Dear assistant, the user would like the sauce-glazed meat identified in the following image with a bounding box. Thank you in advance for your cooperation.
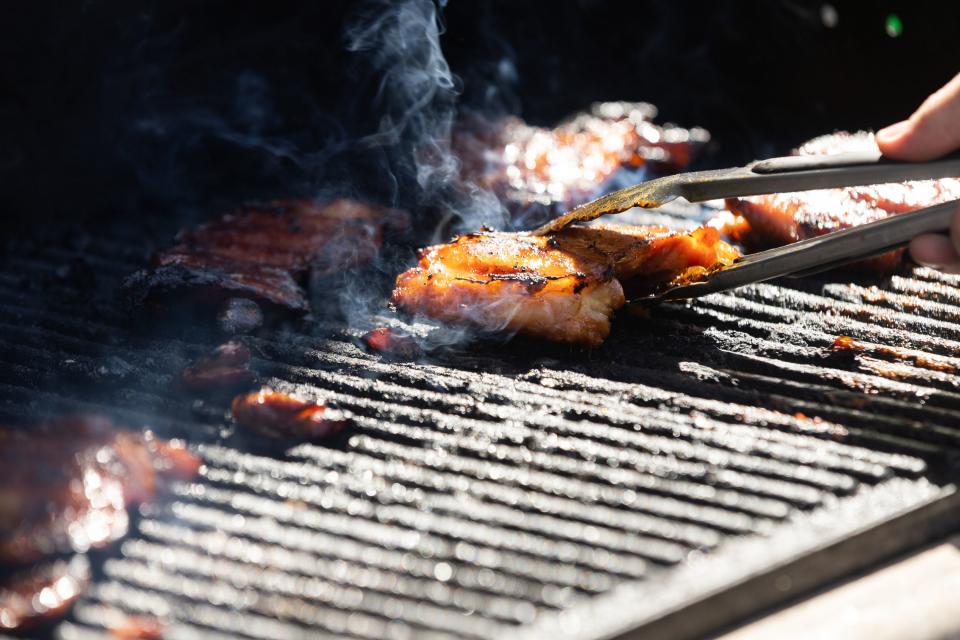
[124,199,408,324]
[108,615,168,639]
[454,103,709,221]
[0,416,201,564]
[0,555,90,633]
[181,341,257,393]
[231,388,349,440]
[362,327,423,360]
[391,224,737,346]
[551,224,739,298]
[724,132,960,272]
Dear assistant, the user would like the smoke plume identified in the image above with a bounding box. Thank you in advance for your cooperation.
[345,0,507,234]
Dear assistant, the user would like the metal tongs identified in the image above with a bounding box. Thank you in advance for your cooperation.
[529,149,960,303]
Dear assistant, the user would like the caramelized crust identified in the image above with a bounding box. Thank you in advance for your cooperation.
[724,132,960,273]
[169,199,403,273]
[391,224,737,345]
[0,416,201,564]
[362,327,423,359]
[553,224,739,296]
[453,103,709,220]
[231,389,348,440]
[0,555,90,632]
[125,199,408,316]
[393,231,624,346]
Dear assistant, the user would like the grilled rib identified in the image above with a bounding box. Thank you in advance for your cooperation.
[453,103,709,222]
[724,132,960,272]
[123,199,408,324]
[391,224,737,346]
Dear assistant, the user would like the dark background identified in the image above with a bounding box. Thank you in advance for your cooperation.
[1,0,958,227]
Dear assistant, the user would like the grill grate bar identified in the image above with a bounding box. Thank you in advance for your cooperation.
[135,519,571,609]
[4,236,960,639]
[166,491,621,594]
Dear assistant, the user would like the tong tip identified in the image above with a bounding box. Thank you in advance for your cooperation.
[528,179,675,235]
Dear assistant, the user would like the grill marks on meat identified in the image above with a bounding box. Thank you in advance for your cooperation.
[0,416,201,565]
[724,132,960,272]
[124,199,408,324]
[391,224,737,346]
[231,389,349,441]
[0,555,90,633]
[393,231,625,346]
[454,102,709,221]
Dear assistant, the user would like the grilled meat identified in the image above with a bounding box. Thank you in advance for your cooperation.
[392,230,624,346]
[454,102,709,222]
[550,224,739,298]
[0,416,201,564]
[181,341,257,393]
[231,389,348,440]
[724,132,960,272]
[124,199,408,324]
[108,615,167,639]
[832,335,957,374]
[0,555,90,633]
[391,224,737,346]
[362,327,423,360]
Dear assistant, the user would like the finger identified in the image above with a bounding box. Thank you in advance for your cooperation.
[876,72,960,161]
[908,233,959,268]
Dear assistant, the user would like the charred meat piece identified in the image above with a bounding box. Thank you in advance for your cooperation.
[391,224,737,346]
[392,230,625,346]
[724,132,960,273]
[832,335,864,352]
[832,335,957,374]
[108,615,168,639]
[231,388,348,441]
[454,102,709,221]
[550,224,739,298]
[0,555,90,633]
[181,341,257,393]
[362,327,423,360]
[124,199,408,321]
[0,416,201,564]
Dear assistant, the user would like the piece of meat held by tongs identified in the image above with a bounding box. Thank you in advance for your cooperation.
[530,144,960,303]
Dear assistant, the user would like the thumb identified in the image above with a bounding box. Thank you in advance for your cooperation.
[876,73,960,161]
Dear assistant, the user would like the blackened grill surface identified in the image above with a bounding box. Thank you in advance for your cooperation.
[2,212,960,640]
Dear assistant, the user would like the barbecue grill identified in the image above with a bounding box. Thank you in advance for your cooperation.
[4,2,960,639]
[4,200,960,639]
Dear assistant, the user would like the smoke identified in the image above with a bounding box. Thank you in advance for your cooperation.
[111,0,516,342]
[344,0,507,234]
[321,0,517,341]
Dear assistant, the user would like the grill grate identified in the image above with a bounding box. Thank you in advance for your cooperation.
[2,215,960,640]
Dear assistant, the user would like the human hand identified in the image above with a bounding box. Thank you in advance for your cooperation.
[876,72,960,273]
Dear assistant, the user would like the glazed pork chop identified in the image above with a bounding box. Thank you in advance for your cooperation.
[391,224,737,346]
[124,199,408,328]
[724,132,960,272]
[453,102,710,223]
